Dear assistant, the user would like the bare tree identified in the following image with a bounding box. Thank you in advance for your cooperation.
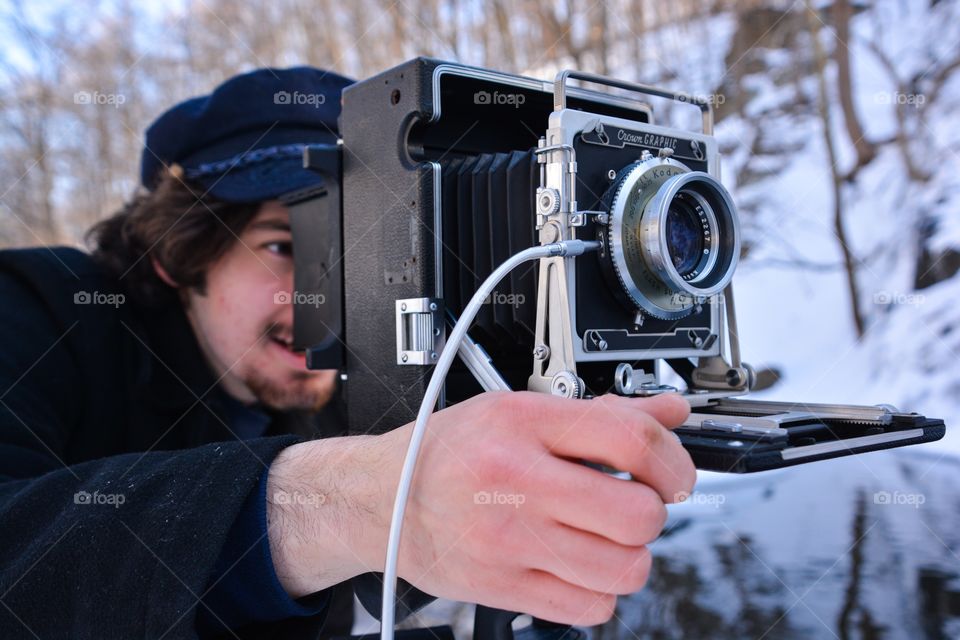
[830,0,876,180]
[807,4,866,338]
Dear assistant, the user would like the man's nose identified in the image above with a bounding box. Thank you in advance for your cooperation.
[273,273,296,319]
[282,271,295,298]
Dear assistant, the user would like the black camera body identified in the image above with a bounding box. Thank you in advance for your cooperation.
[290,57,944,472]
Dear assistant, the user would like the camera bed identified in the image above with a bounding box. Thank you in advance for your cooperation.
[676,397,946,472]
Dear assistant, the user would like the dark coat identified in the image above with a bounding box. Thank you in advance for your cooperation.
[0,247,431,639]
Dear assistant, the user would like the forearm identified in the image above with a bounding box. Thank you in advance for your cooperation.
[266,433,400,598]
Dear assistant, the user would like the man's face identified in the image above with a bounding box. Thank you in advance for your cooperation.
[181,201,337,411]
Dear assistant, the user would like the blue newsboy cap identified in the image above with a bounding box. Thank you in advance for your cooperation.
[140,66,354,203]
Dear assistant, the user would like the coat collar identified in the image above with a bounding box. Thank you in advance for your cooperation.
[123,301,237,449]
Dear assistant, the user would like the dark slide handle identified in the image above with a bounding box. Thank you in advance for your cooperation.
[474,606,520,640]
[474,606,587,640]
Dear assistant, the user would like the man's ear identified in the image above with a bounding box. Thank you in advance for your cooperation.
[150,256,179,289]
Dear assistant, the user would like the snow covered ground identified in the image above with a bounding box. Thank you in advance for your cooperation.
[706,1,960,476]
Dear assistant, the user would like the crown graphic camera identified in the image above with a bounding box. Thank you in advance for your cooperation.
[288,58,944,473]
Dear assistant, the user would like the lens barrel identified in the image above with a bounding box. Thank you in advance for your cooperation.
[605,159,740,320]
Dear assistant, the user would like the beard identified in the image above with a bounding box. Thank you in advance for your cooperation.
[245,321,338,411]
[245,365,337,412]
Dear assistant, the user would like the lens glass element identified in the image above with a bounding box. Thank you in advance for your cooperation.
[665,194,706,278]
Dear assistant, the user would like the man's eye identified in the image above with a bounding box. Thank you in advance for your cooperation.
[266,242,293,257]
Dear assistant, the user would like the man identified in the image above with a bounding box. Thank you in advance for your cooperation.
[0,66,697,639]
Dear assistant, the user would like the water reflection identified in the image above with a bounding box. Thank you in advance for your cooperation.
[594,450,960,640]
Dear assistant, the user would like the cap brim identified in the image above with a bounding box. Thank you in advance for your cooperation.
[182,126,337,203]
[192,154,328,203]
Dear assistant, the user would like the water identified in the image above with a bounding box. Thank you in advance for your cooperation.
[592,450,960,640]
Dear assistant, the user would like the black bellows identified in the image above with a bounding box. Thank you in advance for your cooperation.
[439,149,539,353]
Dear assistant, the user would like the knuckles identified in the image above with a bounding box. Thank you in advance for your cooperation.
[616,496,668,546]
[472,441,526,489]
[482,389,542,419]
[620,547,652,593]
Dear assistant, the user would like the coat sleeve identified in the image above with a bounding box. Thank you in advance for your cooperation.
[0,254,304,638]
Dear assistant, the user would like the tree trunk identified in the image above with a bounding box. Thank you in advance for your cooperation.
[807,5,866,338]
[831,0,875,179]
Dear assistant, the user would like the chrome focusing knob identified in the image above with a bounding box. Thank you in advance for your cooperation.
[537,188,561,216]
[550,370,583,398]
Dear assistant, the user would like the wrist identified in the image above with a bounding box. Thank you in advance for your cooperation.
[266,433,401,597]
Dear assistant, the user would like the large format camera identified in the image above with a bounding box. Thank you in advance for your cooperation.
[289,58,944,472]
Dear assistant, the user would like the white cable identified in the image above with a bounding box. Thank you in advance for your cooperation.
[380,240,600,640]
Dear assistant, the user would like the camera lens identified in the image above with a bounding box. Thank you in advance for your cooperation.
[643,172,737,297]
[665,193,708,278]
[604,159,740,320]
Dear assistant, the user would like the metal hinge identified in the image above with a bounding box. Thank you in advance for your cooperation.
[395,297,445,365]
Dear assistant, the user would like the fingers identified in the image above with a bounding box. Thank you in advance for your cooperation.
[520,521,653,595]
[596,393,691,429]
[526,393,697,503]
[507,569,617,626]
[529,456,667,546]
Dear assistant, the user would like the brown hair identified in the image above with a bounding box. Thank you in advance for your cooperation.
[87,169,261,308]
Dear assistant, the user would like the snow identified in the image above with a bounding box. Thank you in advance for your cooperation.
[693,1,960,483]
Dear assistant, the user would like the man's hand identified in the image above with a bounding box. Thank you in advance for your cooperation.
[266,391,695,626]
